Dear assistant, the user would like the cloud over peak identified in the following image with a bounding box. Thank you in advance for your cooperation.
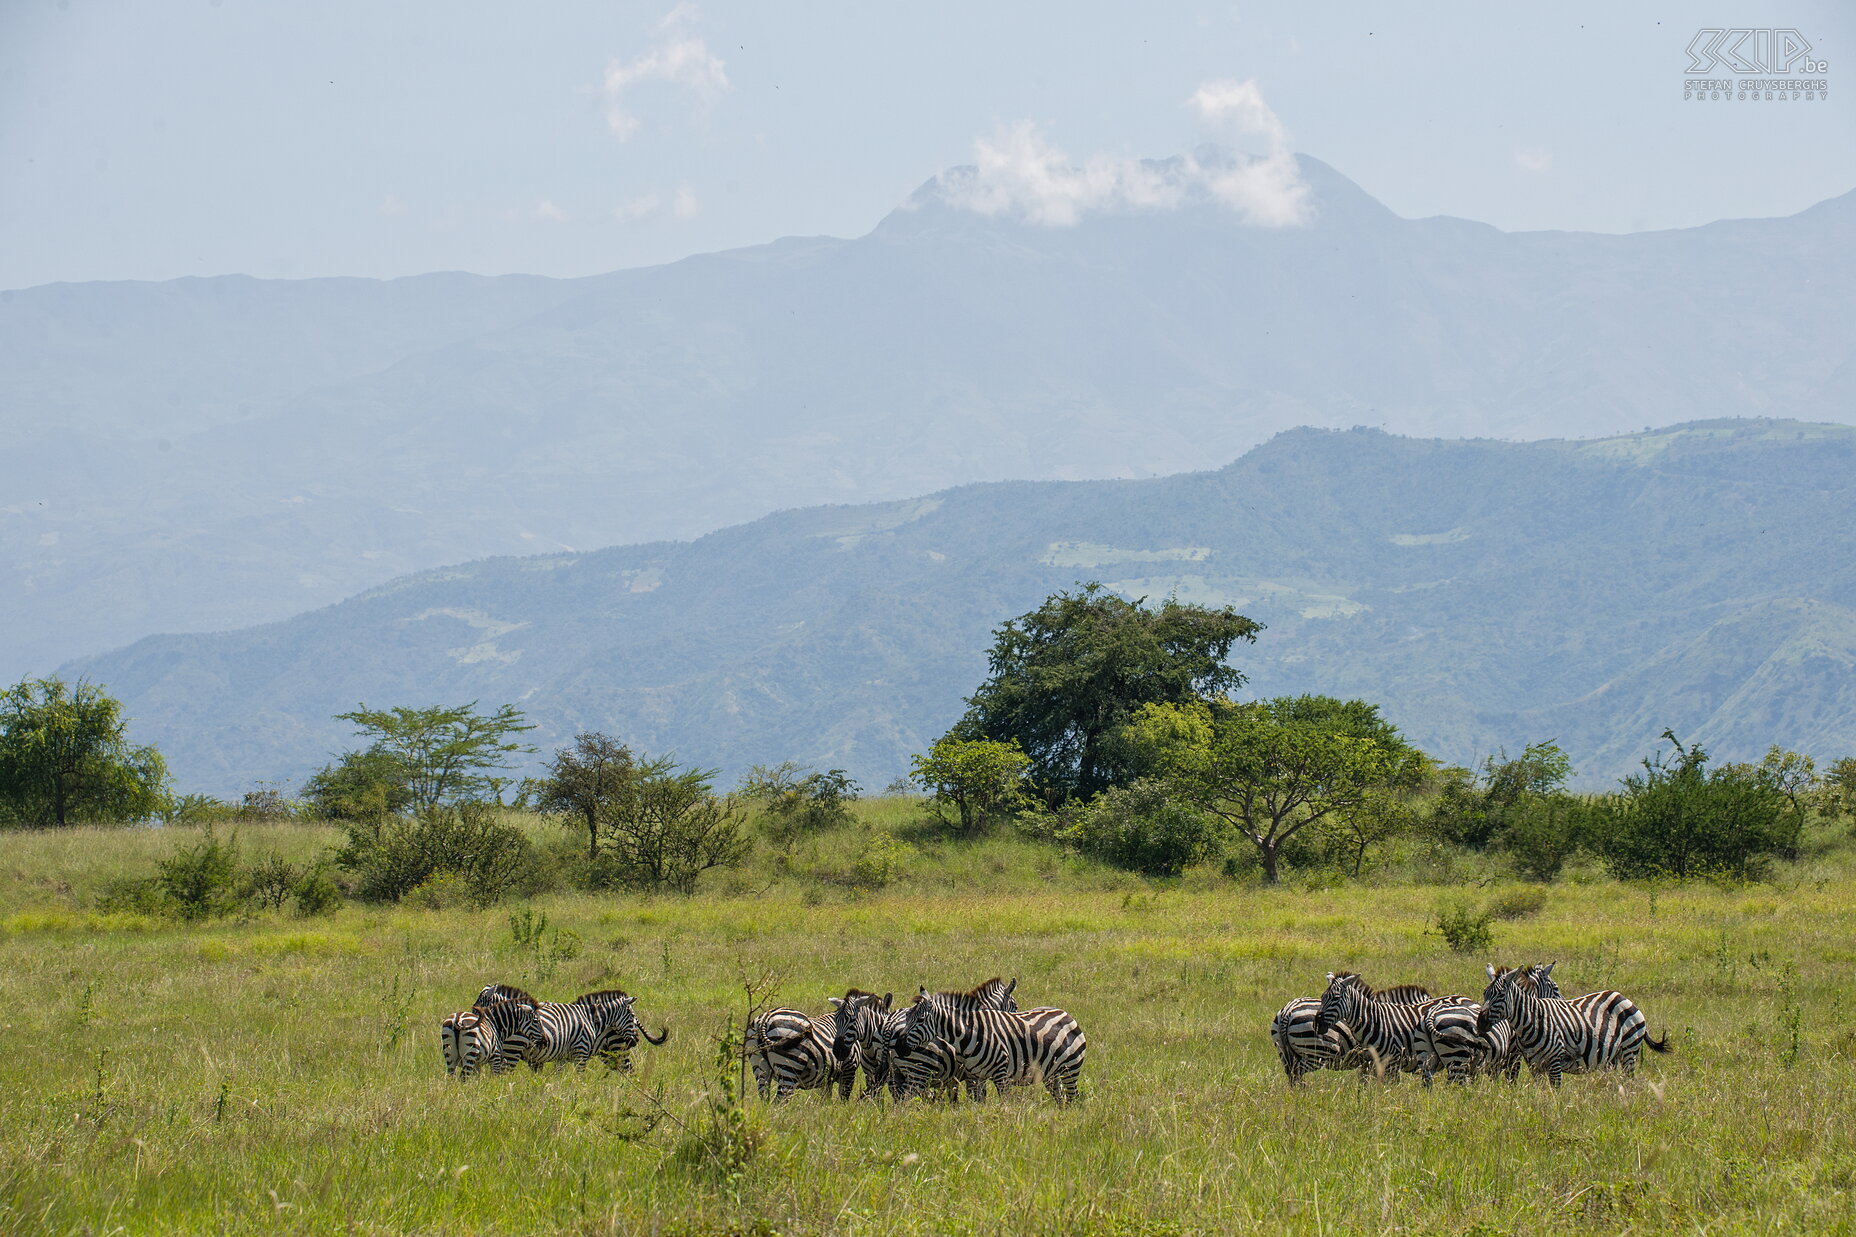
[936,78,1310,229]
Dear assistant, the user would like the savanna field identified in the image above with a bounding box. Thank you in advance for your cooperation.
[4,810,1856,1237]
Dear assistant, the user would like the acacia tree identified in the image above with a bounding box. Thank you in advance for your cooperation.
[331,703,534,811]
[1128,694,1425,883]
[599,763,749,893]
[953,583,1260,801]
[0,678,169,827]
[533,732,663,861]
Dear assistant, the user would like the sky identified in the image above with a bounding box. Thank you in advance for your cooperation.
[1,0,1851,290]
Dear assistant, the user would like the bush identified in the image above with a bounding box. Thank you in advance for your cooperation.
[161,793,234,825]
[1500,793,1589,881]
[95,875,171,916]
[1593,732,1794,880]
[740,763,859,847]
[1069,779,1224,878]
[598,766,749,894]
[909,737,1033,836]
[1487,887,1547,921]
[156,828,244,921]
[302,746,414,823]
[243,854,304,910]
[335,804,537,905]
[292,866,342,917]
[1435,899,1495,953]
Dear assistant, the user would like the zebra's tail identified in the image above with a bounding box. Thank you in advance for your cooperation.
[1644,1029,1673,1054]
[642,1024,670,1046]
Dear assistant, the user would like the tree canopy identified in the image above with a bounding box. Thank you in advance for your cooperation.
[0,678,169,827]
[329,702,534,811]
[953,583,1260,801]
[1126,694,1424,882]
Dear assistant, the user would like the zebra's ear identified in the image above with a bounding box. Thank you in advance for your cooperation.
[1006,978,1017,996]
[1542,961,1556,976]
[1325,971,1336,983]
[828,997,844,1009]
[1486,964,1497,980]
[881,992,892,1009]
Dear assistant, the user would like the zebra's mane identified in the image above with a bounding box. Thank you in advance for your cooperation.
[574,989,631,1004]
[1376,984,1432,1003]
[480,982,537,1007]
[963,977,1013,999]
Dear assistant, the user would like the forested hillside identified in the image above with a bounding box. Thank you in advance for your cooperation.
[64,419,1856,794]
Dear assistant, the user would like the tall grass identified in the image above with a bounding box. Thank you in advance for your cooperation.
[2,813,1855,1233]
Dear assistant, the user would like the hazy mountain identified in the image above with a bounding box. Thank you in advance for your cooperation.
[64,419,1856,796]
[7,156,1853,680]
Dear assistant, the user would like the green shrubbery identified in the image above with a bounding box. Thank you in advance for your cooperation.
[335,804,538,905]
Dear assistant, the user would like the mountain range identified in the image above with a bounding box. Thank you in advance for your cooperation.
[64,419,1856,796]
[7,155,1854,682]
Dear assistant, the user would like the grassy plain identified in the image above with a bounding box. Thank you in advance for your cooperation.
[3,812,1855,1235]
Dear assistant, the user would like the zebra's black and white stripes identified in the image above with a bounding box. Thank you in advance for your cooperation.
[746,1004,856,1101]
[1481,963,1671,1086]
[896,983,1084,1103]
[475,983,669,1073]
[1271,984,1430,1087]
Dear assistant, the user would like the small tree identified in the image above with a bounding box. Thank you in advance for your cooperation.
[909,737,1033,835]
[1320,788,1420,878]
[533,732,655,861]
[738,762,860,847]
[1820,757,1856,820]
[330,703,535,811]
[0,678,169,827]
[157,829,243,921]
[1128,695,1425,883]
[599,764,749,894]
[1594,731,1792,880]
[302,747,413,824]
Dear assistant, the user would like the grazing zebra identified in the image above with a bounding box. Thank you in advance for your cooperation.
[836,979,1019,1101]
[745,1004,857,1101]
[895,985,1084,1103]
[476,984,669,1072]
[441,1008,501,1077]
[1316,973,1472,1082]
[572,990,670,1072]
[1270,983,1429,1087]
[1481,963,1672,1087]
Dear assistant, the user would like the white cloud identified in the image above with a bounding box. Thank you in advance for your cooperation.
[938,78,1309,228]
[534,198,568,222]
[611,184,699,224]
[600,6,729,141]
[1514,146,1553,174]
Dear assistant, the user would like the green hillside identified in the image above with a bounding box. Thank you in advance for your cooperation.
[65,419,1856,794]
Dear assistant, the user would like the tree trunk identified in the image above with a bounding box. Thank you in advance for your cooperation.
[1258,839,1280,883]
[584,808,599,862]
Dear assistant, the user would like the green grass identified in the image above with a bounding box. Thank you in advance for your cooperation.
[3,817,1856,1234]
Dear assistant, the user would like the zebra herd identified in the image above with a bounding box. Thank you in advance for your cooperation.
[747,978,1087,1104]
[440,983,670,1077]
[1271,962,1672,1088]
[439,976,1088,1105]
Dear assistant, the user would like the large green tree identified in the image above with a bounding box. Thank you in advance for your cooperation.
[953,583,1260,801]
[0,678,169,827]
[1127,694,1424,883]
[330,703,534,811]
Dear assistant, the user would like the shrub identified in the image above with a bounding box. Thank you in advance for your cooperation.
[1500,793,1589,881]
[739,763,860,847]
[302,746,413,823]
[846,831,913,889]
[95,875,171,916]
[243,854,303,910]
[1435,900,1495,953]
[292,866,342,917]
[1069,779,1224,878]
[161,793,234,825]
[335,804,536,905]
[156,829,244,921]
[1593,731,1793,880]
[909,737,1033,835]
[598,766,749,894]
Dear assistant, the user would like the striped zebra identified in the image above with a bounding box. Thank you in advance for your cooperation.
[1270,983,1429,1087]
[836,979,1019,1101]
[1481,963,1672,1087]
[745,1004,857,1101]
[478,984,669,1072]
[442,997,538,1076]
[441,1008,499,1077]
[1316,973,1472,1082]
[895,984,1084,1103]
[1416,965,1568,1087]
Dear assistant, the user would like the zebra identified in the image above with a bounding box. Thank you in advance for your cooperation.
[442,996,539,1076]
[1480,963,1672,1087]
[1414,964,1569,1087]
[836,979,1019,1101]
[1315,973,1472,1082]
[441,1008,500,1077]
[895,984,1084,1103]
[1270,983,1429,1087]
[744,1003,857,1101]
[478,984,669,1072]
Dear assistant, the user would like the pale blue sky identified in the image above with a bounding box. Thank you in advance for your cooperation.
[2,0,1850,289]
